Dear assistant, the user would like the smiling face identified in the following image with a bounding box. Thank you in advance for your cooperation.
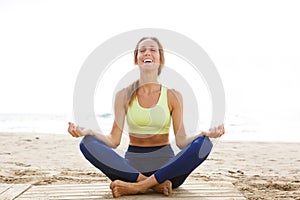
[134,37,165,75]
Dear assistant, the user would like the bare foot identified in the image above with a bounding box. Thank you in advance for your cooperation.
[110,180,146,198]
[152,180,172,196]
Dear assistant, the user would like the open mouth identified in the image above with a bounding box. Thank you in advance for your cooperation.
[143,59,153,63]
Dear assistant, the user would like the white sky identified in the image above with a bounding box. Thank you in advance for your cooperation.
[0,0,299,137]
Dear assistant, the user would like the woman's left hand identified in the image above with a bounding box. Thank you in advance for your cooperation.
[205,124,225,138]
[68,122,92,138]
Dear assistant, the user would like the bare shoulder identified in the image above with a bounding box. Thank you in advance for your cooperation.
[167,88,183,102]
[167,88,183,112]
[114,88,127,105]
[115,88,127,98]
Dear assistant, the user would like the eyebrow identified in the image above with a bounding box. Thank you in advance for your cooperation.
[139,45,158,48]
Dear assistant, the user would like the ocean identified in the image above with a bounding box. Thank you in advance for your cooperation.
[0,112,299,143]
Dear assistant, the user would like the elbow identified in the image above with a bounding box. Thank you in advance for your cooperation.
[176,144,184,150]
[106,134,121,149]
[111,141,120,149]
[108,139,120,149]
[175,139,185,150]
[110,138,121,149]
[176,143,185,150]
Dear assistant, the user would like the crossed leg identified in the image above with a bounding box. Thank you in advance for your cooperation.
[110,174,172,198]
[110,136,213,198]
[80,135,212,198]
[79,136,173,197]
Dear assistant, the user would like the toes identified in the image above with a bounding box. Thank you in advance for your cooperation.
[165,181,172,196]
[110,182,114,189]
[112,188,120,198]
[163,187,169,196]
[110,180,120,189]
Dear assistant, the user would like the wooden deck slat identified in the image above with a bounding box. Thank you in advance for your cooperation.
[22,182,234,190]
[0,184,31,200]
[21,191,243,196]
[0,184,13,195]
[14,181,246,200]
[23,187,239,193]
[18,197,247,200]
[25,186,235,192]
[22,188,238,193]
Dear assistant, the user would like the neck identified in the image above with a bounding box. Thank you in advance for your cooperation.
[139,71,158,86]
[138,83,161,94]
[138,73,160,94]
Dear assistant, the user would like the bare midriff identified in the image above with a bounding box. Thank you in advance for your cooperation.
[129,133,170,147]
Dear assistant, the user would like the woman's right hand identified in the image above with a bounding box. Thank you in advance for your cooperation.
[68,122,92,138]
[205,124,225,138]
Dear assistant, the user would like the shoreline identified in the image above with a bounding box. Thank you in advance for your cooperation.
[0,132,299,199]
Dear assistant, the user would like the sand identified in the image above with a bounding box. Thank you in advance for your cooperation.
[0,132,299,200]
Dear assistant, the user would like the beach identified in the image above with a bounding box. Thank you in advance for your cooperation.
[0,132,299,200]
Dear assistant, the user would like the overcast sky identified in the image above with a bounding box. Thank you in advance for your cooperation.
[0,0,299,123]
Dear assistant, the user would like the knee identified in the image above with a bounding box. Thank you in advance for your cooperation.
[79,136,92,154]
[191,136,213,159]
[79,135,103,153]
[198,137,213,159]
[80,135,96,148]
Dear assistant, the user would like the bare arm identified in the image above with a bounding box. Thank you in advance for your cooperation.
[68,89,127,149]
[168,89,225,150]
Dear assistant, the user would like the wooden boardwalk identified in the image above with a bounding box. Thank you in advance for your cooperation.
[1,181,246,200]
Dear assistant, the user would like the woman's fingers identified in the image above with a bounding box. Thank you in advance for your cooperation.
[68,122,89,137]
[75,126,82,135]
[67,123,74,135]
[69,128,77,137]
[208,124,225,138]
[68,122,80,137]
[219,124,225,135]
[219,124,224,131]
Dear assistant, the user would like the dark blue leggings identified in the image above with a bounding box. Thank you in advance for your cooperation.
[80,135,212,188]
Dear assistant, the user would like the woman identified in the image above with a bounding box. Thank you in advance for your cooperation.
[68,37,225,198]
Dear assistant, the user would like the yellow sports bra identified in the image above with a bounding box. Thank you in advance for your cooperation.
[126,85,171,134]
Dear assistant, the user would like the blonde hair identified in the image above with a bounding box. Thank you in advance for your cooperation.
[126,37,165,109]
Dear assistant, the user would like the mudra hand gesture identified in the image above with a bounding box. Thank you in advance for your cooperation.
[68,122,91,138]
[204,124,225,138]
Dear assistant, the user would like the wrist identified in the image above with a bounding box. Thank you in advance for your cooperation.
[89,129,95,136]
[200,131,207,137]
